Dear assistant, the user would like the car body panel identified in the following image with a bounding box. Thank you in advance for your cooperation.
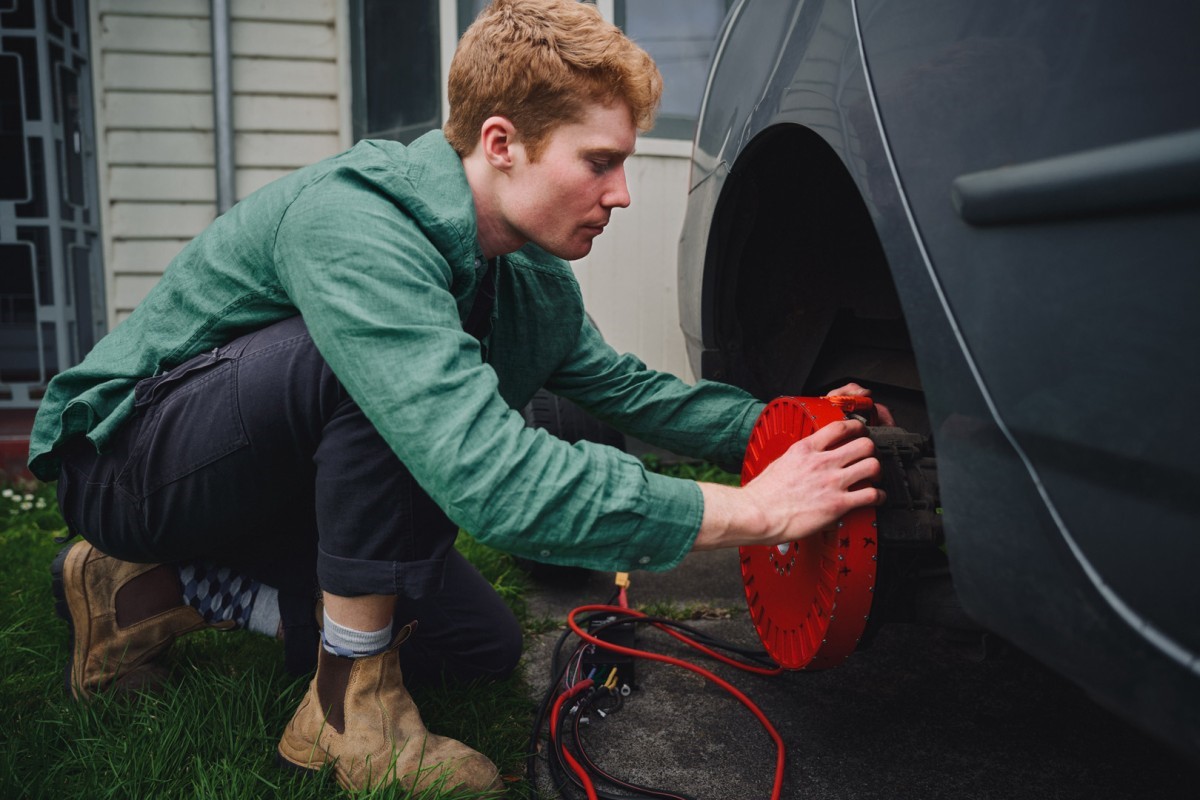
[679,0,1200,755]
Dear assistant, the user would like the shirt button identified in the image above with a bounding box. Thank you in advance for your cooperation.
[638,556,651,565]
[539,549,551,558]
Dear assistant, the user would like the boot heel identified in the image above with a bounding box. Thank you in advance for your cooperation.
[50,543,79,697]
[50,544,75,624]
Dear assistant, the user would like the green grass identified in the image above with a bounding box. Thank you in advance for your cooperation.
[640,454,740,486]
[0,458,726,798]
[0,481,537,799]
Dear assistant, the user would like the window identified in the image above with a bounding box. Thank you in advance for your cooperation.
[350,0,442,143]
[372,0,729,143]
[456,0,488,33]
[457,0,731,141]
[614,0,732,139]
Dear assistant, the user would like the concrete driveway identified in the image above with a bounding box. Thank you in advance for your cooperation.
[522,549,1198,799]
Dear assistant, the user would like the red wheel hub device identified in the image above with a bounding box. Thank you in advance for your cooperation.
[740,396,878,670]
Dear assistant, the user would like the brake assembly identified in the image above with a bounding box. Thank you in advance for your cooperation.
[740,396,940,670]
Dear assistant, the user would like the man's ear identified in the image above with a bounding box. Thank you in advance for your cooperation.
[479,116,519,171]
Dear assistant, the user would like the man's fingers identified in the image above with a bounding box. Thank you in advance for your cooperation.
[808,428,876,469]
[842,451,882,486]
[782,422,876,474]
[804,418,869,451]
[828,382,868,397]
[837,435,877,466]
[848,484,887,508]
[873,401,895,426]
[824,383,896,427]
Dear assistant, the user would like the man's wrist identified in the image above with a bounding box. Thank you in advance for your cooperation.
[694,482,768,551]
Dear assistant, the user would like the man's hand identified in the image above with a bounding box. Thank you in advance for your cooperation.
[826,382,895,426]
[693,400,887,552]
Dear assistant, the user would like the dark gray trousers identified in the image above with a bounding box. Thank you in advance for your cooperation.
[56,315,522,683]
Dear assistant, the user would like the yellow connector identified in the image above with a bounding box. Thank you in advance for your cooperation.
[614,571,630,589]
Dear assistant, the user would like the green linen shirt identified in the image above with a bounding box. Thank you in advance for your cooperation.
[28,131,764,572]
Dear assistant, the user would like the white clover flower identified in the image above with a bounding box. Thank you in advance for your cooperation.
[23,493,34,501]
[20,502,33,511]
[1,488,13,498]
[35,498,47,509]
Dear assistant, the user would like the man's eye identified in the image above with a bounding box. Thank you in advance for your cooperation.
[590,160,612,175]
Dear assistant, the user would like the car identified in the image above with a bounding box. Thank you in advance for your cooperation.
[677,0,1200,759]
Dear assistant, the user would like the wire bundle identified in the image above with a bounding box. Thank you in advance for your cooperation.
[527,584,789,800]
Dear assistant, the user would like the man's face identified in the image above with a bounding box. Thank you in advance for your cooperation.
[500,101,635,261]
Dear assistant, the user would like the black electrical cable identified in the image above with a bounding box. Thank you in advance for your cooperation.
[533,613,631,796]
[531,604,786,799]
[585,612,779,672]
[550,686,640,800]
[567,614,772,798]
[635,616,778,668]
[568,605,787,800]
[569,695,697,800]
[529,634,578,785]
[530,608,628,789]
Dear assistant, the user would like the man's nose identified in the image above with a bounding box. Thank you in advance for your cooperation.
[603,166,631,209]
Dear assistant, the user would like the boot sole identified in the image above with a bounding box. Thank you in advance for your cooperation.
[275,749,323,776]
[276,745,343,790]
[277,731,500,794]
[276,728,336,781]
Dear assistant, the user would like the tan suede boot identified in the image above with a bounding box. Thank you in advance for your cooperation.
[277,623,503,794]
[51,540,232,700]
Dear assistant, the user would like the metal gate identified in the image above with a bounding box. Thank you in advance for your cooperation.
[0,0,103,409]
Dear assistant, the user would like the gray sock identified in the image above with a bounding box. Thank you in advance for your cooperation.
[321,609,392,657]
[245,584,281,637]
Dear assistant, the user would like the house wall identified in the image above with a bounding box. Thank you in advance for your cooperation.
[575,137,694,381]
[91,0,346,324]
[90,0,696,380]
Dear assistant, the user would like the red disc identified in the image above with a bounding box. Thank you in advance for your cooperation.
[740,397,878,670]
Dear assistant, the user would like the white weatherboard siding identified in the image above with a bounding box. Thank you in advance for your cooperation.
[92,0,344,324]
[575,143,696,381]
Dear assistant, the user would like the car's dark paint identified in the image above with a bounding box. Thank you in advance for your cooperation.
[678,0,1200,757]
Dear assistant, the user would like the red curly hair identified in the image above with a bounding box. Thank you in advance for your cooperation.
[444,0,663,159]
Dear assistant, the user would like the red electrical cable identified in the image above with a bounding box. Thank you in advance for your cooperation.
[567,604,787,800]
[550,678,598,800]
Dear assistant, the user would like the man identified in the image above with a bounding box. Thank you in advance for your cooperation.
[30,0,887,793]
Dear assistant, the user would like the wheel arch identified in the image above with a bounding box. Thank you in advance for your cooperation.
[701,123,929,431]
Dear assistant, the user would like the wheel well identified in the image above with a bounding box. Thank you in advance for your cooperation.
[705,124,928,432]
